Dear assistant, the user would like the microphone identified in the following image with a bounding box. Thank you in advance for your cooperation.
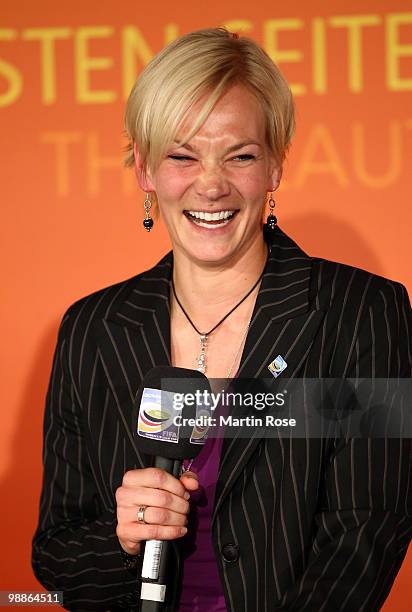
[133,366,211,611]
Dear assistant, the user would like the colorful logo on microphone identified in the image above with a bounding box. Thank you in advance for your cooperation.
[138,388,179,443]
[139,406,172,431]
[190,408,210,444]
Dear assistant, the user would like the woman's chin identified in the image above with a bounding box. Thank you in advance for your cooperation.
[171,215,264,266]
[183,247,236,266]
[177,238,257,268]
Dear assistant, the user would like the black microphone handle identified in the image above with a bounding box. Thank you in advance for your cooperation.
[140,456,183,612]
[154,456,183,477]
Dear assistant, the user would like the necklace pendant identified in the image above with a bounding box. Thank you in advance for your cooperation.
[197,352,206,373]
[200,334,207,348]
[197,334,207,374]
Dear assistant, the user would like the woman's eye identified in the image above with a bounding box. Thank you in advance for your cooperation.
[168,155,195,161]
[232,154,255,161]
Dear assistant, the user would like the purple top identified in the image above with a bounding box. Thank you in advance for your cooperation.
[178,432,227,611]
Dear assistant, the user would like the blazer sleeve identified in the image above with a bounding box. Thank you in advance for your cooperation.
[32,309,141,611]
[281,280,412,611]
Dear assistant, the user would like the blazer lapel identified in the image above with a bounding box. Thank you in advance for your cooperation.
[91,254,173,467]
[213,228,325,520]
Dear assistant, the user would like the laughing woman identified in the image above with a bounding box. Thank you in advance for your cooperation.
[32,28,411,611]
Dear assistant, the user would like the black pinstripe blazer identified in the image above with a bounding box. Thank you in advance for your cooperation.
[32,227,412,611]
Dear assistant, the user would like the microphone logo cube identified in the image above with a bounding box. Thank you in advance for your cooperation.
[137,387,180,443]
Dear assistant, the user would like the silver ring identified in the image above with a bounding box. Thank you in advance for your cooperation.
[137,505,147,524]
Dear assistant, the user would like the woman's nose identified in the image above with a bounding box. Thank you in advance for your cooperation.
[194,164,230,201]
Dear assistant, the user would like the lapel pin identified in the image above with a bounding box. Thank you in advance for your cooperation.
[268,355,287,378]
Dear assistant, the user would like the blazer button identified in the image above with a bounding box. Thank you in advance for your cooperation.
[222,543,239,562]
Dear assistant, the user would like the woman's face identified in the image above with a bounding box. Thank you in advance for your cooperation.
[137,83,281,267]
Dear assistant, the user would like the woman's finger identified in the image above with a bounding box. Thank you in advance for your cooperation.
[117,504,188,527]
[116,484,190,514]
[117,522,188,547]
[122,467,188,498]
[180,471,199,492]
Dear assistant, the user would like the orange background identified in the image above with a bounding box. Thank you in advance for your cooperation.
[1,0,411,609]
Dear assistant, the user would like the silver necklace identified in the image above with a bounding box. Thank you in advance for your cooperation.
[171,271,263,374]
[182,458,195,473]
[226,322,250,379]
[180,321,250,475]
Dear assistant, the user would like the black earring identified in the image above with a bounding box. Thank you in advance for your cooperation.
[143,193,154,231]
[264,193,277,235]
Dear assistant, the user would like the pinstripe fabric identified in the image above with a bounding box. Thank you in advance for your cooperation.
[32,227,412,611]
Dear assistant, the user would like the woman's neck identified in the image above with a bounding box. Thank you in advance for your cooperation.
[171,237,268,328]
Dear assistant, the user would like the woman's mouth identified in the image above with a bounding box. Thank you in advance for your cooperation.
[184,209,238,229]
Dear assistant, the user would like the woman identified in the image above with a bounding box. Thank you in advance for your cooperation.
[32,28,411,611]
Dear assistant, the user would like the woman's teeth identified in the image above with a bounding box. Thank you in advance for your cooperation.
[187,210,234,220]
[185,210,236,229]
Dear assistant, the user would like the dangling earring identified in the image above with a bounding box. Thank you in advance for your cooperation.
[143,193,154,231]
[264,192,277,235]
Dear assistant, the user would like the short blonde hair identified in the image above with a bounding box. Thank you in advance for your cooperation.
[124,27,295,175]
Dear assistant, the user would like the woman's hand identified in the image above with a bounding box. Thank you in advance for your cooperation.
[115,467,199,555]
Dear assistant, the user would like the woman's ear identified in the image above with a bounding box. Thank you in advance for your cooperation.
[133,143,155,192]
[270,165,283,192]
